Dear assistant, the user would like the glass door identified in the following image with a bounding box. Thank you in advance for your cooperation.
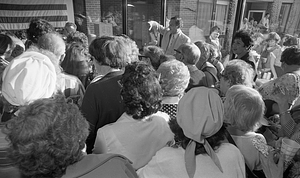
[100,0,123,36]
[127,0,163,49]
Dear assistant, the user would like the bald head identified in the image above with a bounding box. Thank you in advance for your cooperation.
[64,22,77,36]
[38,32,66,60]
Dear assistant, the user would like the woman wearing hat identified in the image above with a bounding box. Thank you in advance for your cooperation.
[137,87,245,178]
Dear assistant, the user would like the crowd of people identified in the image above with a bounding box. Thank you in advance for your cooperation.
[0,15,300,178]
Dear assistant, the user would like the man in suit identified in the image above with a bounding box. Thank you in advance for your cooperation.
[148,16,190,56]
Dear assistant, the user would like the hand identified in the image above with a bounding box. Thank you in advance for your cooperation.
[148,21,152,31]
[261,150,284,178]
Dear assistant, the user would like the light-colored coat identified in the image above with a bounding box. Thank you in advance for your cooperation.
[149,21,190,55]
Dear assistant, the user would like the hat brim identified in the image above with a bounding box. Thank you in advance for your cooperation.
[75,14,86,19]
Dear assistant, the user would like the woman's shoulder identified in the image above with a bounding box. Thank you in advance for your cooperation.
[150,111,170,122]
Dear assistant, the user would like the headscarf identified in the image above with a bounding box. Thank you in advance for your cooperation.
[177,87,224,178]
[2,51,56,106]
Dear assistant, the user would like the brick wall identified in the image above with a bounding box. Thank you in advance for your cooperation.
[179,0,197,35]
[85,0,101,34]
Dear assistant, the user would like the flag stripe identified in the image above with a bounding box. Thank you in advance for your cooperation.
[0,0,69,5]
[0,21,66,30]
[0,4,67,11]
[0,16,68,23]
[0,0,73,30]
[0,10,68,17]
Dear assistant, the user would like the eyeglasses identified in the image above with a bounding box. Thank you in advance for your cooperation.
[174,49,182,54]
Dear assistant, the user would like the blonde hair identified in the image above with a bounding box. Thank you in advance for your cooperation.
[224,85,265,132]
[223,59,254,87]
[181,43,201,65]
[157,59,190,96]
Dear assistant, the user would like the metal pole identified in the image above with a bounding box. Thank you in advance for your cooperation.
[122,0,128,35]
[233,0,246,34]
[159,0,167,47]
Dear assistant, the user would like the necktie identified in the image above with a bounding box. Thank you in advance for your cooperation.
[167,34,173,50]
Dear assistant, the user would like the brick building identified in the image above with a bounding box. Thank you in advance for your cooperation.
[75,0,300,52]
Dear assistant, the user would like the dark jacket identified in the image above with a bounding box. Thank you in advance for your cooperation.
[81,71,125,154]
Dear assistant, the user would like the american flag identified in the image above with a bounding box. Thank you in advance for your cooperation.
[0,0,74,30]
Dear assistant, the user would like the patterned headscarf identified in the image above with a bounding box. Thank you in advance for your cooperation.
[177,87,224,178]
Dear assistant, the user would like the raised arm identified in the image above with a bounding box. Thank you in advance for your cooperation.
[148,21,168,35]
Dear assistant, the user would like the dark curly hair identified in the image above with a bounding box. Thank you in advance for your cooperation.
[66,31,89,50]
[89,36,130,69]
[4,94,89,178]
[26,18,54,44]
[169,118,226,154]
[233,30,253,48]
[120,61,162,120]
[281,46,300,66]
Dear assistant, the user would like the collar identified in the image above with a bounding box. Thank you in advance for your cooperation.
[162,96,181,104]
[187,65,198,72]
[102,70,124,78]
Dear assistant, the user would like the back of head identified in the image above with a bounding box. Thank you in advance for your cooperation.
[120,61,162,119]
[233,30,253,49]
[283,35,298,47]
[117,35,139,63]
[159,54,175,64]
[181,43,201,65]
[89,36,130,69]
[2,51,57,106]
[61,42,90,77]
[157,59,190,97]
[222,59,254,87]
[0,34,13,56]
[281,47,300,66]
[143,45,164,69]
[66,31,88,49]
[27,18,54,44]
[194,40,210,65]
[176,87,224,174]
[4,95,89,178]
[38,32,66,59]
[224,85,265,132]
